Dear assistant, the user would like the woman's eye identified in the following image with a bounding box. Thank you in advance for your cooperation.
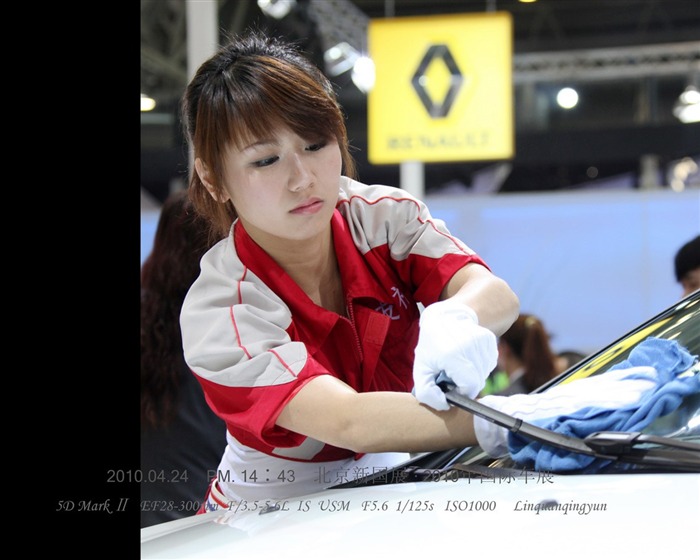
[307,141,327,152]
[253,156,278,168]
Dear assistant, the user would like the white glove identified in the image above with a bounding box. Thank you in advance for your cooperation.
[413,300,497,411]
[473,366,658,457]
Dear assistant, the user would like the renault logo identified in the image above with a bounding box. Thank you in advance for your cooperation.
[411,44,463,119]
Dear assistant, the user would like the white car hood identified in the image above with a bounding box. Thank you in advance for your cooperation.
[141,472,699,559]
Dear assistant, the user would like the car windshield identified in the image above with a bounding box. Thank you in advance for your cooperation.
[335,290,700,488]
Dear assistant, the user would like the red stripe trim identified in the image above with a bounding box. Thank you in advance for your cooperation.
[336,194,472,255]
[210,480,231,509]
[269,348,299,378]
[231,265,253,360]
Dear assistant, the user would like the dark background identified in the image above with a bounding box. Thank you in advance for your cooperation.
[141,0,700,202]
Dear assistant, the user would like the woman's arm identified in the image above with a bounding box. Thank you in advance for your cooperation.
[441,263,520,336]
[278,265,519,453]
[412,263,519,410]
[276,375,477,454]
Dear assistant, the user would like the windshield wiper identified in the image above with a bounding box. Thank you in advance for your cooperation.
[584,431,700,453]
[441,384,700,472]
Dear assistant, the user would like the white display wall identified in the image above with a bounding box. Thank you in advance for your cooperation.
[425,187,699,354]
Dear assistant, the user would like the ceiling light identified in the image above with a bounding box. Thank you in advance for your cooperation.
[556,87,579,109]
[673,85,700,124]
[324,42,360,77]
[351,55,375,93]
[257,0,296,19]
[668,156,698,192]
[324,43,375,94]
[141,93,156,112]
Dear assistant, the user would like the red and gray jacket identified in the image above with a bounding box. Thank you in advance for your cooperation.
[181,177,487,463]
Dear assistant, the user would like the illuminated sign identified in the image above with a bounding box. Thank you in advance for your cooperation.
[368,12,513,164]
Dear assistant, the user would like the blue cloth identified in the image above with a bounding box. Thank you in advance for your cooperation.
[507,337,700,472]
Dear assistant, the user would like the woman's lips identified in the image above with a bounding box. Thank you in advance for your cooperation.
[290,199,324,215]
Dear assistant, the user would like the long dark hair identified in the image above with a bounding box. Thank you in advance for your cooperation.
[141,190,217,429]
[180,30,357,238]
[500,313,558,392]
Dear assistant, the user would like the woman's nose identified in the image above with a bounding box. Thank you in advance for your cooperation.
[287,154,312,192]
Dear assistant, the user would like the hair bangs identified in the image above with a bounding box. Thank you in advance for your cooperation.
[223,56,345,149]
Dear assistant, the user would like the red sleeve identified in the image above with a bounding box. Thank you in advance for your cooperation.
[192,357,331,452]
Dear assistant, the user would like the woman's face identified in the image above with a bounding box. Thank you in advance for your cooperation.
[201,127,343,248]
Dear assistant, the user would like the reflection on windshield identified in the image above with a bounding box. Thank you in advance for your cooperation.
[551,293,700,444]
[562,295,700,384]
[645,375,700,439]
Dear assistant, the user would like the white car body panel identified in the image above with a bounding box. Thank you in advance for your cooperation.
[141,472,699,559]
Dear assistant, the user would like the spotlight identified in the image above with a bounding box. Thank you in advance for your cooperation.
[257,0,296,20]
[351,55,375,93]
[324,42,360,77]
[556,87,579,109]
[141,93,156,112]
[673,85,700,124]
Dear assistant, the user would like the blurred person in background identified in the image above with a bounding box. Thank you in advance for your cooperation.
[480,367,510,396]
[556,349,587,373]
[675,234,700,298]
[496,313,561,396]
[141,190,227,528]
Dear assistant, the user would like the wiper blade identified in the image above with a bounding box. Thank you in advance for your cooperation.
[582,431,700,469]
[584,431,700,453]
[442,385,700,472]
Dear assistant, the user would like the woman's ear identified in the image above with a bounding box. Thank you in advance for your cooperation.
[194,158,230,203]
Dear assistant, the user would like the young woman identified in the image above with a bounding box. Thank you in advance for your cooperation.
[179,31,520,509]
[496,313,560,396]
[140,190,227,525]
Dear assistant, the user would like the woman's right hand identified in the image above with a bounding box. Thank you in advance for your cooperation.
[412,300,498,411]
